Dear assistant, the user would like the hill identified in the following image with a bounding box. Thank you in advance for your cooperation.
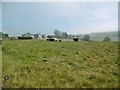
[77,31,118,41]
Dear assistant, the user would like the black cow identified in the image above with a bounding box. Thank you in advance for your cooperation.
[73,38,78,41]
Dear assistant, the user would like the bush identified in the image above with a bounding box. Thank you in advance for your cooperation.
[103,36,111,42]
[82,35,90,41]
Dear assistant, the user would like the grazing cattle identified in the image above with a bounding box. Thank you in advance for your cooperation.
[46,38,57,41]
[73,38,78,41]
[49,38,55,41]
[59,40,61,42]
[46,35,58,42]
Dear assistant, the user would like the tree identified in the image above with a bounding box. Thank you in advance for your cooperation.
[22,34,27,37]
[62,32,68,38]
[54,29,62,38]
[42,34,46,38]
[103,36,111,41]
[0,32,3,38]
[34,34,39,39]
[82,35,90,41]
[26,32,32,37]
[3,33,9,38]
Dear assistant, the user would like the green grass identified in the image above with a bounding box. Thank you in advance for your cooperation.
[2,40,119,88]
[0,45,2,88]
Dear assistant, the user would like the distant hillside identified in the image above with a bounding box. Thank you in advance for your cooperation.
[78,31,118,41]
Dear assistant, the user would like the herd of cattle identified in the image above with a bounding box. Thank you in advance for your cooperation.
[46,35,78,42]
[46,38,62,42]
[0,36,79,45]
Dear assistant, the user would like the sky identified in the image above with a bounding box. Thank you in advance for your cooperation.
[1,1,118,36]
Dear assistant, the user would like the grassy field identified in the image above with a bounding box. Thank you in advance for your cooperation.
[0,44,2,88]
[2,40,119,88]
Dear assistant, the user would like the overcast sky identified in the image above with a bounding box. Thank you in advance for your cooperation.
[1,1,118,36]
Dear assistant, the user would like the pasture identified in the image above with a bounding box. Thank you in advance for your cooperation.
[2,40,119,88]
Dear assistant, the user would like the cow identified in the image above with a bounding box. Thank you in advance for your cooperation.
[73,38,78,42]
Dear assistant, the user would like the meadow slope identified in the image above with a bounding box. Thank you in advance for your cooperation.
[2,40,119,88]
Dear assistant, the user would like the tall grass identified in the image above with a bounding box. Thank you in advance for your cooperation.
[2,40,119,88]
[0,45,2,88]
